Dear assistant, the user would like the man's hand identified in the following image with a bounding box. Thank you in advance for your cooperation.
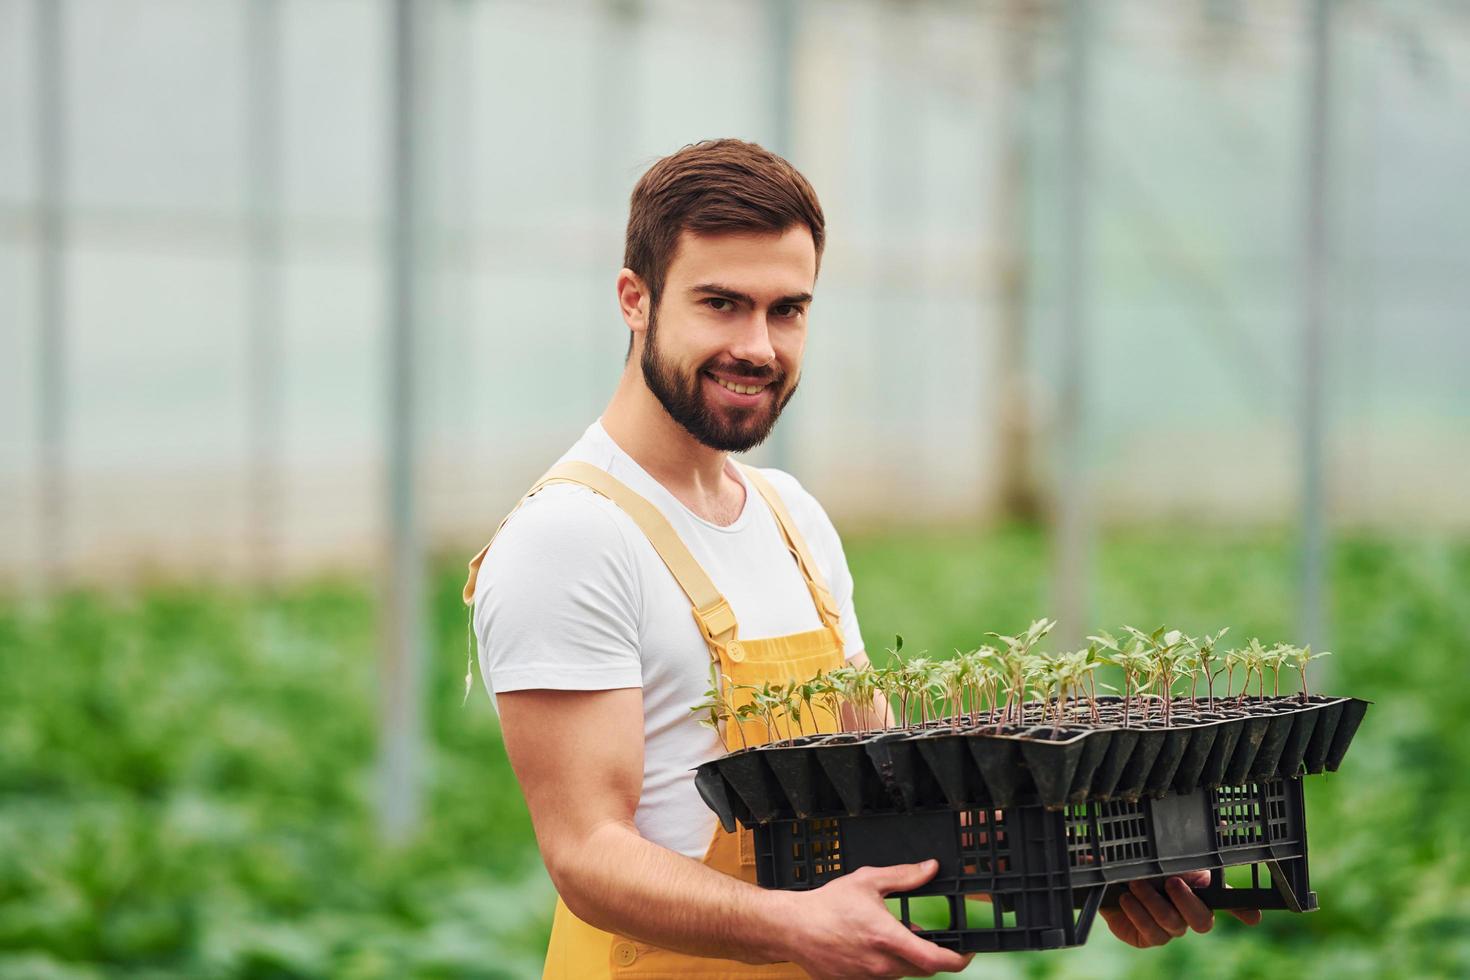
[1100,871,1262,948]
[781,859,974,979]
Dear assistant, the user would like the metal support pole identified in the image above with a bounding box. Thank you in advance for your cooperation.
[35,0,67,593]
[443,0,478,453]
[1343,12,1378,544]
[766,0,796,474]
[1299,0,1334,653]
[874,0,923,494]
[595,0,640,386]
[992,0,1040,523]
[767,0,795,167]
[246,0,283,583]
[379,0,427,844]
[1052,0,1093,649]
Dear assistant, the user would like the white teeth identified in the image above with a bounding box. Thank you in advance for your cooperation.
[713,376,766,396]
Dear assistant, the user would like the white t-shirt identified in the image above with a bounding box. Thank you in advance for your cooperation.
[473,420,865,859]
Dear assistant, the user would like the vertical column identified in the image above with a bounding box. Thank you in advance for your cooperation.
[380,0,427,844]
[1342,19,1377,530]
[1052,0,1094,648]
[765,0,796,474]
[35,0,67,593]
[992,0,1040,523]
[427,0,478,516]
[451,0,478,446]
[246,0,284,583]
[874,0,924,498]
[1299,0,1334,654]
[594,0,641,387]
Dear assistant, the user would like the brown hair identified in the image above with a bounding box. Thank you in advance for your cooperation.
[624,139,826,318]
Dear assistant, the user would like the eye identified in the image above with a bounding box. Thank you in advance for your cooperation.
[704,297,734,312]
[774,304,804,319]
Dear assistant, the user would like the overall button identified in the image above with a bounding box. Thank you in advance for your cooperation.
[725,641,746,662]
[612,941,637,966]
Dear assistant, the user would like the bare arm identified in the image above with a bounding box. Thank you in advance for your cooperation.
[497,687,972,978]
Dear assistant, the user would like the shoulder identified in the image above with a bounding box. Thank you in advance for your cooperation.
[502,481,627,538]
[745,466,829,521]
[478,484,642,592]
[743,465,843,544]
[473,482,647,694]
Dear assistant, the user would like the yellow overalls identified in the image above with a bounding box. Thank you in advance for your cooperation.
[463,460,847,979]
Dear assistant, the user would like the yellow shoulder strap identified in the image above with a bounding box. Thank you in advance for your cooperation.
[737,463,843,634]
[462,461,739,656]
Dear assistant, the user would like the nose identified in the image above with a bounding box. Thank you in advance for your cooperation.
[726,311,776,368]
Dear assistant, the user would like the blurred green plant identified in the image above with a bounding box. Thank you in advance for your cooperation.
[0,579,546,979]
[1,525,1466,978]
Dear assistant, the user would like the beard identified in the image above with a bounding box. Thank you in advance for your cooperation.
[640,305,799,453]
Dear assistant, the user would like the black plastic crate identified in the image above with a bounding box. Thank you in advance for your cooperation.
[696,698,1370,827]
[752,778,1316,953]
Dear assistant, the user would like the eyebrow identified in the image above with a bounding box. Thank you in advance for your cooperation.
[688,283,813,308]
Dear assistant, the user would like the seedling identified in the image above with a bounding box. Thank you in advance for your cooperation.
[690,663,747,749]
[693,619,1351,753]
[1191,627,1229,711]
[1293,644,1332,702]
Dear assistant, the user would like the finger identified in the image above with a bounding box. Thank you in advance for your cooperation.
[1100,906,1144,948]
[1179,869,1212,889]
[1119,894,1168,947]
[881,926,973,976]
[1229,908,1263,926]
[875,958,909,979]
[862,858,942,896]
[896,951,972,977]
[860,959,907,980]
[1118,893,1170,947]
[895,939,973,976]
[1129,879,1188,938]
[1164,876,1214,933]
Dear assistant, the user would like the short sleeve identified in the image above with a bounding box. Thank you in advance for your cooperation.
[472,487,644,696]
[758,470,866,661]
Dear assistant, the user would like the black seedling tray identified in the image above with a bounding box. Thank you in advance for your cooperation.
[751,777,1318,953]
[693,696,1369,953]
[695,697,1368,827]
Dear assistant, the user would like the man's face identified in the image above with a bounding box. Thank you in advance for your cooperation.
[640,227,816,453]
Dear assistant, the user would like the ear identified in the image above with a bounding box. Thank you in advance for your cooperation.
[616,268,651,338]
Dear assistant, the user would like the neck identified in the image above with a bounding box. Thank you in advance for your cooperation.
[600,359,738,504]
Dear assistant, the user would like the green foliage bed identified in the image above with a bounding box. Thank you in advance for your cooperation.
[1,527,1465,978]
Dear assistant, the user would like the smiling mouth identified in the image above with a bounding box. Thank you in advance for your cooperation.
[705,372,771,396]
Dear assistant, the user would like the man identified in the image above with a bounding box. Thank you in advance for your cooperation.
[466,139,1252,979]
